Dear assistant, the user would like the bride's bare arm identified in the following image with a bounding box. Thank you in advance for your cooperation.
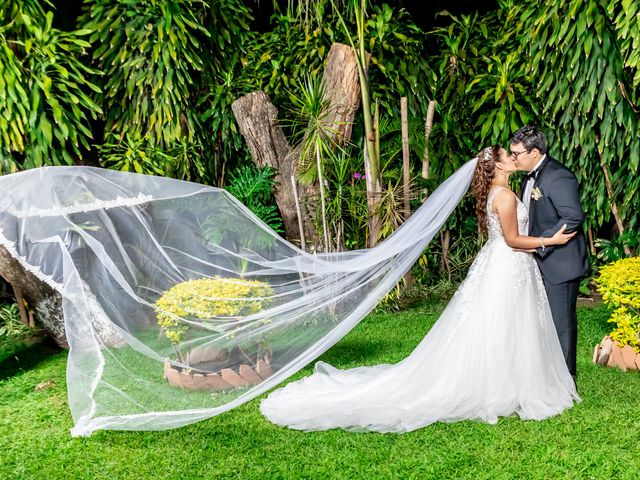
[492,189,576,250]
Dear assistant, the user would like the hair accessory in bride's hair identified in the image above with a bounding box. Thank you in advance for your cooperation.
[482,147,492,162]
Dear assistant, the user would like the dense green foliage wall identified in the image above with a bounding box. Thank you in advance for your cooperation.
[1,0,638,284]
[0,0,102,171]
[425,0,640,273]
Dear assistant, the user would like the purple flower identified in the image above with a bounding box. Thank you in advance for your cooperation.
[353,172,366,180]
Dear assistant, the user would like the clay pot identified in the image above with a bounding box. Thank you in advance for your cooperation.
[163,346,273,391]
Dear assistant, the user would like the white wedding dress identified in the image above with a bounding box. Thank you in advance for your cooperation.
[260,187,580,432]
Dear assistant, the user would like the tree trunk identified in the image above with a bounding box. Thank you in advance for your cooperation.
[0,245,66,347]
[0,244,125,349]
[232,43,364,250]
[231,91,304,242]
[318,43,364,146]
[600,161,632,257]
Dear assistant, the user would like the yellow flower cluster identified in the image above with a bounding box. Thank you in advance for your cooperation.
[155,276,274,346]
[595,257,640,352]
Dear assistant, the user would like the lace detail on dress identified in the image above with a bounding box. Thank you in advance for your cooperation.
[448,187,541,331]
[485,186,529,241]
[484,187,549,323]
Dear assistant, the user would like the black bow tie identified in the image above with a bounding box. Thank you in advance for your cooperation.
[525,169,539,181]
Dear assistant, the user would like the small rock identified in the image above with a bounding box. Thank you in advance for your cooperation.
[621,345,638,371]
[35,380,56,391]
[239,364,262,385]
[220,368,250,387]
[598,336,613,365]
[609,342,627,372]
[257,359,274,379]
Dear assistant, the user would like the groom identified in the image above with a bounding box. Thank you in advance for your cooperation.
[509,125,589,385]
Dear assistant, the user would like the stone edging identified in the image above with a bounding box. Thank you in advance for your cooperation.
[163,356,274,390]
[593,335,640,372]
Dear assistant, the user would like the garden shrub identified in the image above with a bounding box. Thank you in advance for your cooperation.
[155,276,274,348]
[595,257,640,352]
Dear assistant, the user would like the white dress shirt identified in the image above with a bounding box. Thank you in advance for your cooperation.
[523,154,546,210]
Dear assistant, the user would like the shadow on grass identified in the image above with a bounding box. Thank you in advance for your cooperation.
[0,336,62,381]
[320,337,394,366]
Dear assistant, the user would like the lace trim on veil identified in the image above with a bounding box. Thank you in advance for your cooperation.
[0,229,63,292]
[7,193,153,218]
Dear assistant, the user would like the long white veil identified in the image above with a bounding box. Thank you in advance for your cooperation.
[0,157,478,436]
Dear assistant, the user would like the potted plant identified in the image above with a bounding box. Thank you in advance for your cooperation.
[155,276,275,390]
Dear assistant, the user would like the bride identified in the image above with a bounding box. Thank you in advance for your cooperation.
[259,145,581,433]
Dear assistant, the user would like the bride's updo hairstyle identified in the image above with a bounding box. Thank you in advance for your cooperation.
[471,145,500,236]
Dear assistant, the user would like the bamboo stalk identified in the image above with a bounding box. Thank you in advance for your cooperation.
[354,49,377,180]
[400,97,415,288]
[219,161,226,188]
[422,100,436,182]
[401,97,410,220]
[290,174,312,293]
[333,1,382,248]
[365,113,383,248]
[291,175,306,251]
[374,99,380,164]
[316,144,330,252]
[587,226,596,256]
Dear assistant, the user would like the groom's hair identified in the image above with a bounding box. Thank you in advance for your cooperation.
[511,125,547,154]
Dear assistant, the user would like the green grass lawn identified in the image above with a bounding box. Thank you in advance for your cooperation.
[1,298,639,480]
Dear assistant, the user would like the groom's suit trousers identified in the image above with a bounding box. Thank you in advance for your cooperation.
[542,277,579,379]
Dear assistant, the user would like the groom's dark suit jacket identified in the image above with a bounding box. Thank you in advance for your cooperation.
[519,156,590,285]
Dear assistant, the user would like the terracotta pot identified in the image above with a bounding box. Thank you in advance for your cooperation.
[163,346,274,391]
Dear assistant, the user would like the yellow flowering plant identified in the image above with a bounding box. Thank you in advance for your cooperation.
[155,276,274,362]
[595,257,640,352]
